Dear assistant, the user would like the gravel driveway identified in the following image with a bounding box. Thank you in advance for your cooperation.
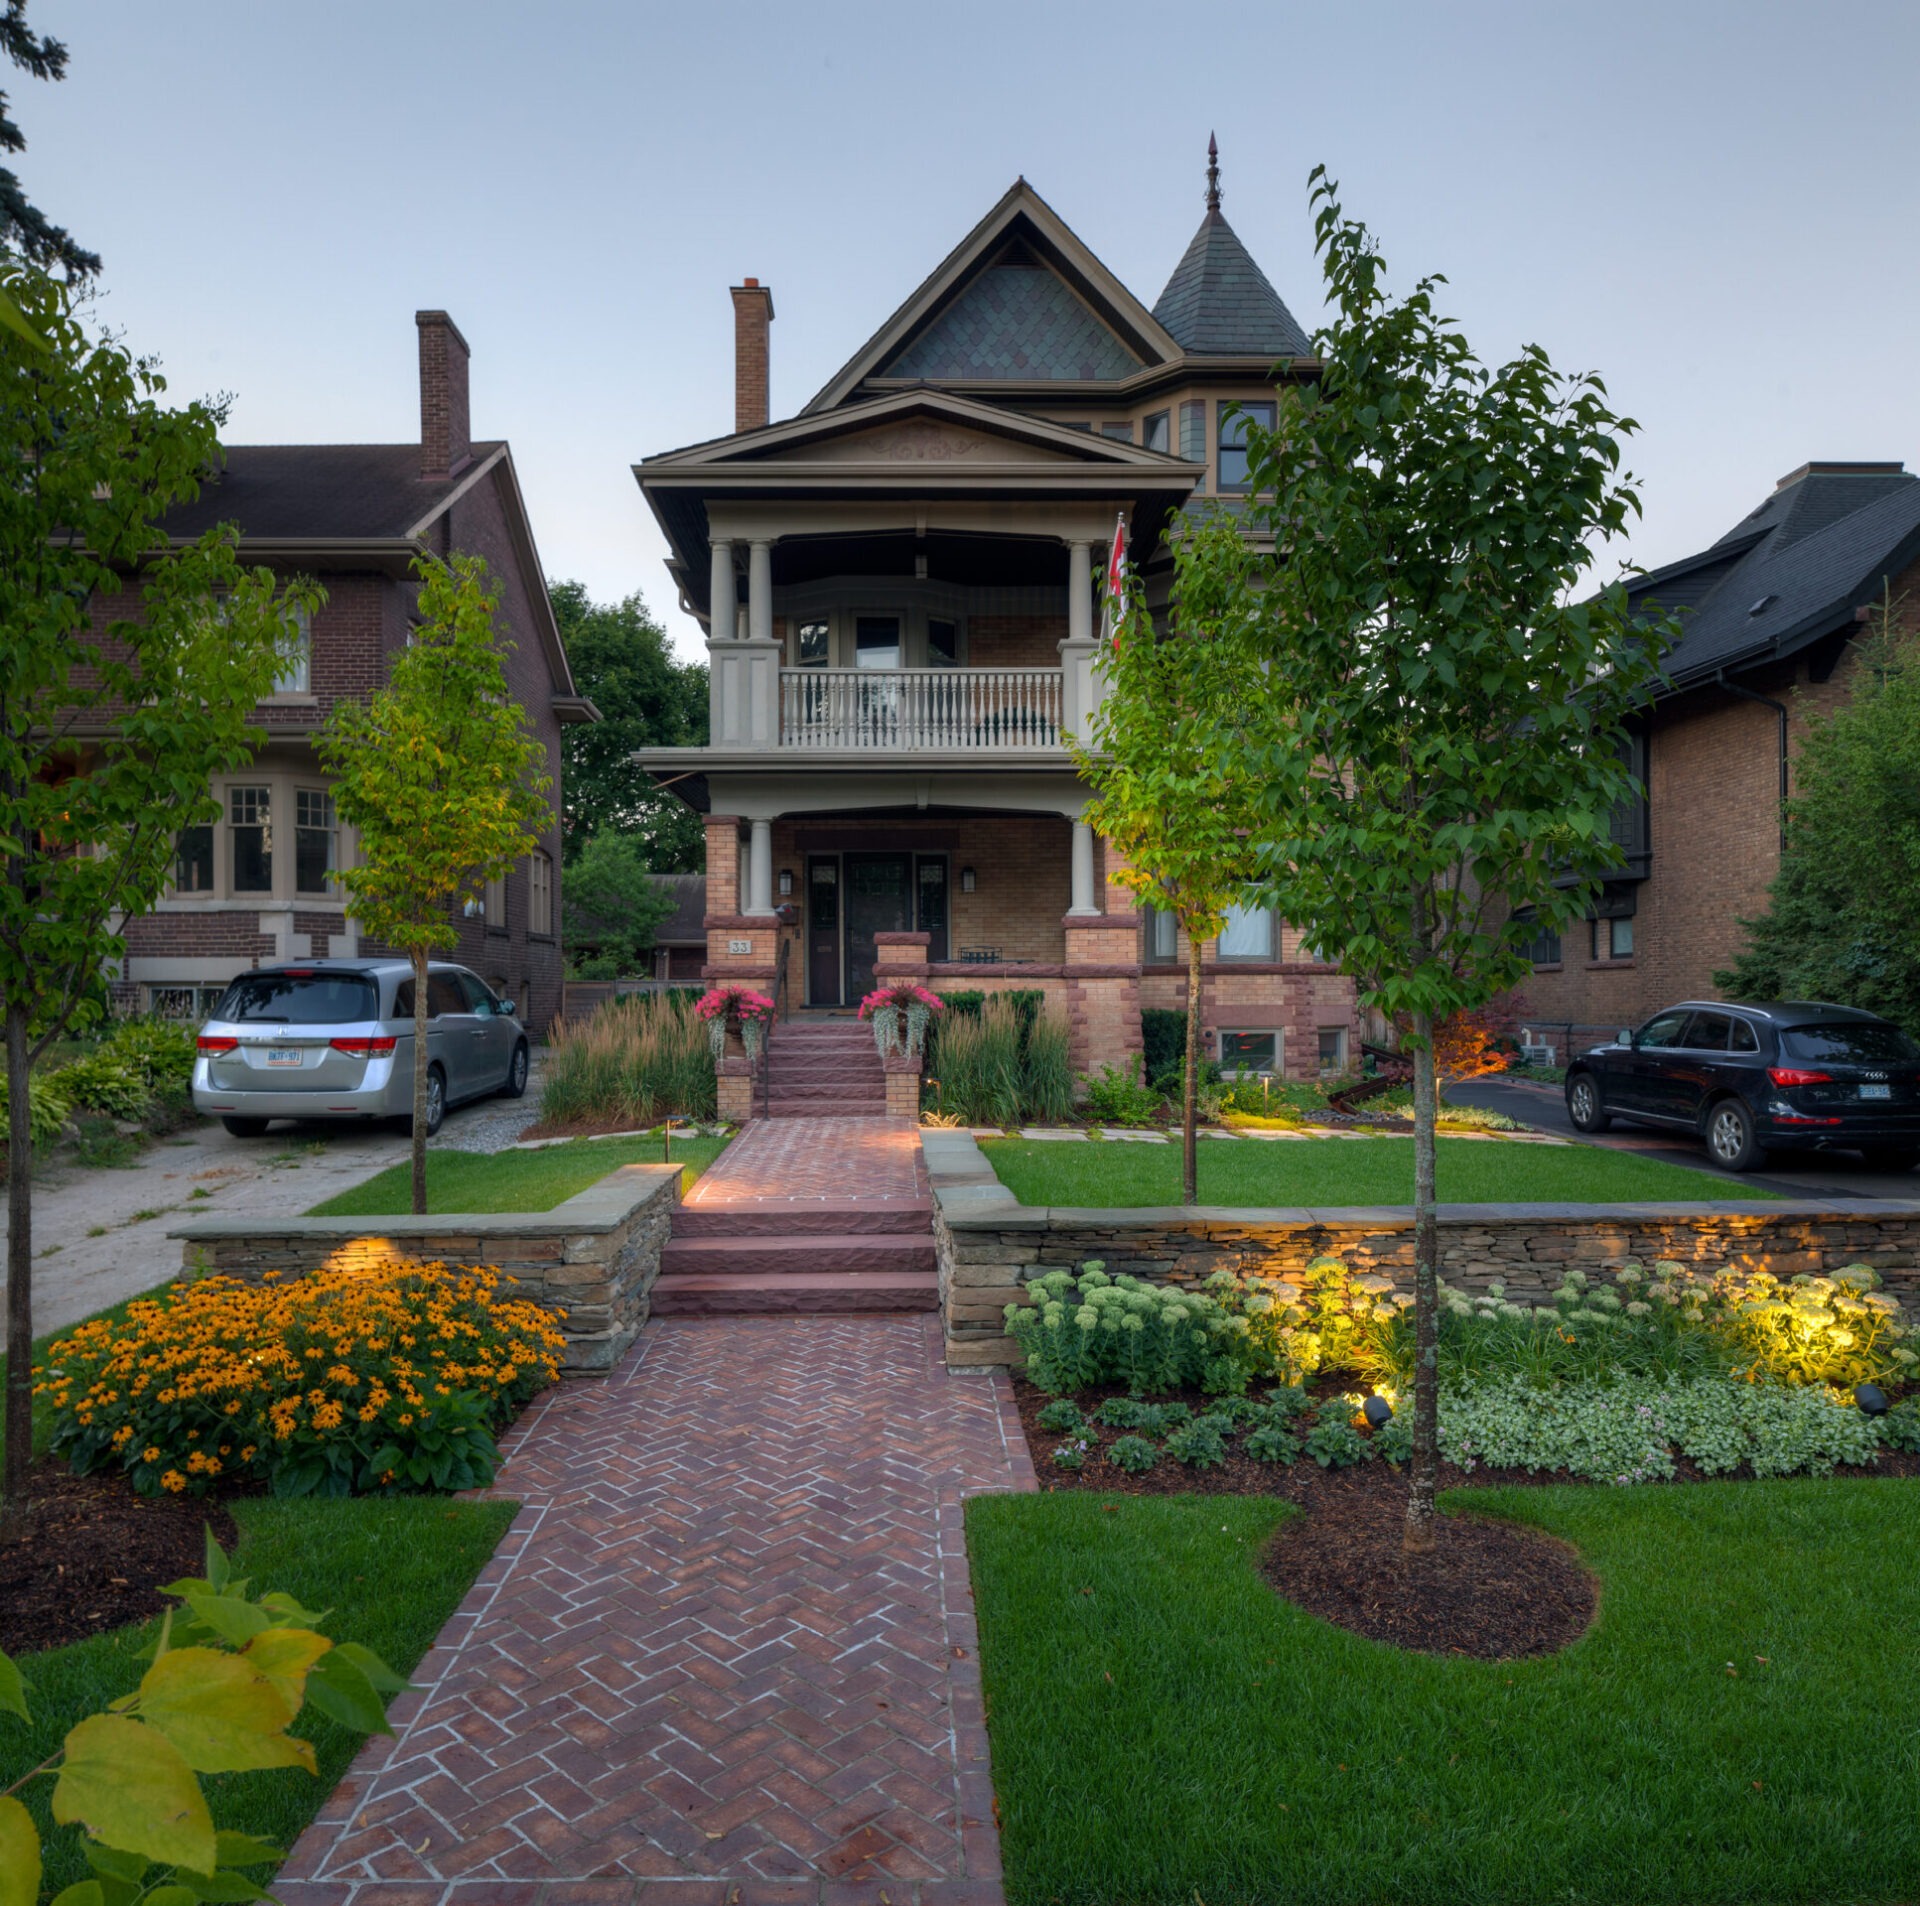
[5,1057,546,1337]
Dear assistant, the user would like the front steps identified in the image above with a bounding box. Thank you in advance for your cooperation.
[763,1020,886,1118]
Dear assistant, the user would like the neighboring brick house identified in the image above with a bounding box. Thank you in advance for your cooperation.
[1519,460,1920,1056]
[107,311,596,1032]
[632,151,1360,1081]
[646,874,708,983]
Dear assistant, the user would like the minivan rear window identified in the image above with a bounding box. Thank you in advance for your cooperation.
[1778,1023,1920,1064]
[215,973,379,1025]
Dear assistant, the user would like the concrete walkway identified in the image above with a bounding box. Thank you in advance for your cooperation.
[7,1065,545,1336]
[277,1314,1036,1906]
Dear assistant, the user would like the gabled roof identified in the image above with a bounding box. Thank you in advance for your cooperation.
[1634,463,1920,689]
[1152,207,1312,359]
[802,179,1181,414]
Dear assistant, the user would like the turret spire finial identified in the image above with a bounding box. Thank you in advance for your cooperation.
[1205,131,1220,211]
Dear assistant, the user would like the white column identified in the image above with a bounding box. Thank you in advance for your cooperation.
[737,831,750,914]
[748,540,773,645]
[747,819,775,916]
[1069,819,1098,915]
[1067,541,1093,645]
[710,539,736,639]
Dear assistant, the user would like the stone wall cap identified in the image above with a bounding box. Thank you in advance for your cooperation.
[169,1161,681,1245]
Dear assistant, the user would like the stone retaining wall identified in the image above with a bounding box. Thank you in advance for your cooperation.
[920,1131,1920,1367]
[168,1162,681,1374]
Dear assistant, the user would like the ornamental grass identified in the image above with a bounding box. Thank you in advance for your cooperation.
[35,1260,566,1499]
[541,989,716,1128]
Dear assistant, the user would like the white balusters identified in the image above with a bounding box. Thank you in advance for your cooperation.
[776,669,1062,750]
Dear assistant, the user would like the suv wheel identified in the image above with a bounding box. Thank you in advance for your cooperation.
[1705,1097,1766,1172]
[220,1115,270,1138]
[502,1041,530,1100]
[1566,1074,1611,1133]
[412,1064,446,1139]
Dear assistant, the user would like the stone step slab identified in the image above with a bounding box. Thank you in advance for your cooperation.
[673,1199,934,1238]
[661,1232,937,1276]
[650,1269,940,1314]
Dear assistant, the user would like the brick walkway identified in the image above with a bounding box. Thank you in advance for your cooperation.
[681,1117,928,1211]
[278,1313,1035,1906]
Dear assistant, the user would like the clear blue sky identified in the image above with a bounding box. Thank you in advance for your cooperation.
[32,0,1920,656]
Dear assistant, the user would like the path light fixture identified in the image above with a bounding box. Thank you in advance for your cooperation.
[1363,1394,1393,1428]
[1855,1383,1890,1417]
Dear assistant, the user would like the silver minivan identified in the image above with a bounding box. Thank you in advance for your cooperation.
[192,959,530,1137]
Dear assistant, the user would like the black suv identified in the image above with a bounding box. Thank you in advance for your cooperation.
[1564,1000,1920,1173]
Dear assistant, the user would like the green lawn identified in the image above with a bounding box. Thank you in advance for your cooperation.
[982,1135,1770,1206]
[3,1493,518,1897]
[306,1131,729,1216]
[968,1482,1920,1905]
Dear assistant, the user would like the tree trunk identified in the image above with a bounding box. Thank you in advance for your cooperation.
[4,995,34,1519]
[411,947,430,1216]
[1404,1010,1440,1553]
[1182,931,1201,1205]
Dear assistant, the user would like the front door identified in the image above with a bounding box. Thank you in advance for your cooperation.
[844,852,913,1002]
[807,858,841,1005]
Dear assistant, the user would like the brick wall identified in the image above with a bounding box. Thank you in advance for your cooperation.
[966,614,1067,670]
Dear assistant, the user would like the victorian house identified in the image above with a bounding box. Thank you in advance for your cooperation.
[109,312,595,1032]
[634,150,1359,1080]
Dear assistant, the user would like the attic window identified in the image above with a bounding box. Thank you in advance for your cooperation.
[1747,594,1779,617]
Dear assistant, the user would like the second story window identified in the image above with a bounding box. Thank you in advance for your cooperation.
[797,618,829,667]
[484,873,507,927]
[855,616,901,669]
[174,824,214,895]
[1179,400,1207,491]
[294,789,336,894]
[273,608,312,695]
[1218,902,1276,960]
[229,785,272,892]
[1218,400,1276,492]
[1143,410,1170,454]
[529,850,553,936]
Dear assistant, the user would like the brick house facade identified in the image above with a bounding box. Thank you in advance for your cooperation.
[632,155,1360,1082]
[1519,461,1920,1056]
[108,311,596,1032]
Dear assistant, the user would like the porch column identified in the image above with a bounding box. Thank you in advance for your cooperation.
[1069,819,1098,915]
[1067,540,1093,645]
[710,539,736,639]
[747,819,775,916]
[747,539,774,645]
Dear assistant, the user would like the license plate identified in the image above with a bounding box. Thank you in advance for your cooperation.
[265,1048,303,1068]
[1860,1083,1892,1100]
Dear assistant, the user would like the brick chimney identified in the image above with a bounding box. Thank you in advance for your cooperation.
[416,310,472,478]
[730,278,774,433]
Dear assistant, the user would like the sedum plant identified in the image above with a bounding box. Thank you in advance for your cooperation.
[1005,1263,1260,1396]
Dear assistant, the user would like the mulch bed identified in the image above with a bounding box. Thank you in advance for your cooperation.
[1012,1375,1918,1659]
[0,1462,238,1655]
[1262,1490,1596,1657]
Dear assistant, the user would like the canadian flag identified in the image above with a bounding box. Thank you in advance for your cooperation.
[1106,513,1128,601]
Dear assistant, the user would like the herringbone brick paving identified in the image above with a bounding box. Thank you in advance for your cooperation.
[681,1118,926,1210]
[276,1313,1035,1906]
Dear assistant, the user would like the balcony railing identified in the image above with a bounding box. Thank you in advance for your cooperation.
[779,667,1065,750]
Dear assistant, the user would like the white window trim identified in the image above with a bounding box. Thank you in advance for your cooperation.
[167,771,355,905]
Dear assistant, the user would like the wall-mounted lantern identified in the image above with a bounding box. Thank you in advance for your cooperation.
[960,866,976,893]
[778,868,794,898]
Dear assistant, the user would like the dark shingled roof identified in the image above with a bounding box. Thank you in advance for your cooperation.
[1152,209,1311,359]
[881,258,1142,382]
[156,441,505,542]
[1634,465,1920,689]
[650,873,706,944]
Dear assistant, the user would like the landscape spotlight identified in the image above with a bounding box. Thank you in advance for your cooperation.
[1362,1394,1393,1428]
[1855,1383,1890,1417]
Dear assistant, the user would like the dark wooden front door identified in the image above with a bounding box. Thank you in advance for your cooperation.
[844,853,913,1002]
[807,858,841,1005]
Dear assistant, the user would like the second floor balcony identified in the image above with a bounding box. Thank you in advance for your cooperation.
[779,666,1065,750]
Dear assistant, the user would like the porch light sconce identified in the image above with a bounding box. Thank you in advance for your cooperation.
[960,866,976,893]
[1362,1395,1393,1428]
[778,869,793,897]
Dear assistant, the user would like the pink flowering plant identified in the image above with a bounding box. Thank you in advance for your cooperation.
[694,984,777,1060]
[857,982,945,1060]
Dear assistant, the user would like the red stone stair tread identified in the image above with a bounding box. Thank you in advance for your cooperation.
[650,1270,939,1313]
[672,1201,933,1237]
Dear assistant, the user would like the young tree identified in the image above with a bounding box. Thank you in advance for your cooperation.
[1716,592,1920,1035]
[1198,171,1674,1549]
[1073,513,1283,1202]
[0,268,314,1516]
[561,830,674,978]
[318,553,552,1214]
[551,581,707,871]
